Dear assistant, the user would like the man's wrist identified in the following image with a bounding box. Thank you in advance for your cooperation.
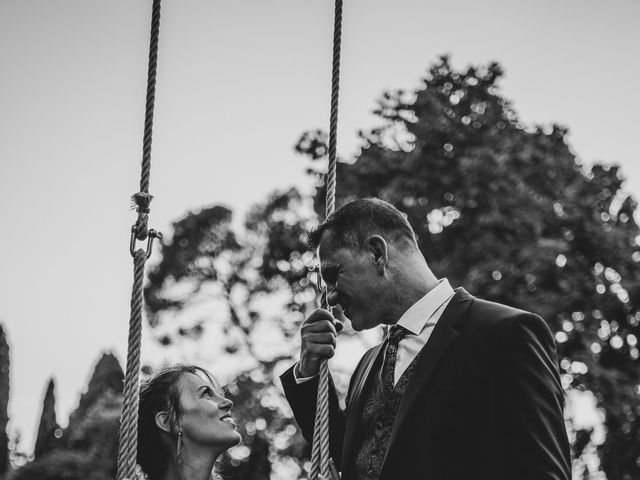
[294,362,319,384]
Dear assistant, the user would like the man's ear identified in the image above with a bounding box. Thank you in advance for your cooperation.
[366,235,388,274]
[155,410,175,434]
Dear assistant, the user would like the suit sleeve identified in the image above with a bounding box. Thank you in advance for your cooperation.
[280,365,347,468]
[498,313,571,480]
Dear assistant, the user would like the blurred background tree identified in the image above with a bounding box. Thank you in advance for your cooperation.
[33,379,59,460]
[143,190,321,479]
[0,325,9,479]
[11,353,123,480]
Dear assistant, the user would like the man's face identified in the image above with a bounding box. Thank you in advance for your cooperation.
[318,232,388,331]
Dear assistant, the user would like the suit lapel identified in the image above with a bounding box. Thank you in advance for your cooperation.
[341,341,385,471]
[380,288,473,471]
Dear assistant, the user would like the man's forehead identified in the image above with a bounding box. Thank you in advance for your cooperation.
[318,230,351,256]
[316,239,331,265]
[317,229,334,250]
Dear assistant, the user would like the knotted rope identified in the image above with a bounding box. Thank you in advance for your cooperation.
[116,1,162,479]
[134,0,161,242]
[310,1,343,479]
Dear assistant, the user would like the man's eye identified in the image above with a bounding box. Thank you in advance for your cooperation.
[323,270,337,284]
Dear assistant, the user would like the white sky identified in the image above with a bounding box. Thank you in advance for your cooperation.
[1,0,639,453]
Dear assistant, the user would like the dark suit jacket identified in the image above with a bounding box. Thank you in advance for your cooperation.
[280,288,571,480]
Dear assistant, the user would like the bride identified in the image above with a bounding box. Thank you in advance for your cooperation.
[137,365,241,480]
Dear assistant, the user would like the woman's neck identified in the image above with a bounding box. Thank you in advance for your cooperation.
[162,446,222,480]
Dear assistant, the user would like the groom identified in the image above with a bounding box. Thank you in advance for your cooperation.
[280,198,570,480]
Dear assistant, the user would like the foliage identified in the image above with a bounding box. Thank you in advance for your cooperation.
[34,379,59,460]
[10,451,106,480]
[217,371,309,480]
[145,190,319,348]
[144,189,321,479]
[11,353,123,480]
[65,352,123,431]
[0,325,9,478]
[297,56,640,479]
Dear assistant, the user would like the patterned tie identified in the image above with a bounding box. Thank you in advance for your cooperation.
[381,324,409,395]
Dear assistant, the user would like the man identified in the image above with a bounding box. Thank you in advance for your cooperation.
[280,198,571,480]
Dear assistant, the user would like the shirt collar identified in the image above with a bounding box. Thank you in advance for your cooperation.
[396,279,455,335]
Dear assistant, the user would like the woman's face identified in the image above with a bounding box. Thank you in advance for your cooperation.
[176,372,241,449]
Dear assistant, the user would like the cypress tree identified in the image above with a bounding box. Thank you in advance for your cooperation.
[34,379,59,459]
[66,352,123,437]
[0,325,10,476]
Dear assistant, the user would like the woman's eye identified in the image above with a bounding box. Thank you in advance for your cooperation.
[201,387,214,397]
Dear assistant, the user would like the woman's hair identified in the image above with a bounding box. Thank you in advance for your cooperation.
[137,364,218,480]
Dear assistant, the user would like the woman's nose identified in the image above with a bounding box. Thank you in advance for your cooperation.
[219,397,233,410]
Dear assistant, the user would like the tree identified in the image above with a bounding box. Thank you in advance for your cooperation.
[297,56,640,479]
[0,325,9,478]
[62,352,123,478]
[66,352,123,427]
[145,191,320,350]
[144,189,322,479]
[12,353,124,480]
[34,379,60,460]
[10,451,98,480]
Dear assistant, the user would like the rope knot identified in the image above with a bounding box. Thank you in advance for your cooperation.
[131,192,153,240]
[131,192,153,214]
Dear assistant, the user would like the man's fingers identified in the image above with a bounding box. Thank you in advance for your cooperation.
[303,332,337,347]
[305,343,335,358]
[302,319,337,336]
[298,308,339,374]
[304,308,335,324]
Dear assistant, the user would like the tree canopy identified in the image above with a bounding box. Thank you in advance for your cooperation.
[12,353,123,480]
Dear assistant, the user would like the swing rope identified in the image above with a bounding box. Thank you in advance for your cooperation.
[310,1,343,479]
[115,1,341,477]
[116,1,162,479]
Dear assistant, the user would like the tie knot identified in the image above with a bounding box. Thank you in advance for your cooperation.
[388,325,408,346]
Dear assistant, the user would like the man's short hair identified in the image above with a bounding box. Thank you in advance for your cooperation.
[308,198,418,252]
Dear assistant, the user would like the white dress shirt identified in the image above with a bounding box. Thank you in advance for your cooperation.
[294,279,456,385]
[390,278,455,385]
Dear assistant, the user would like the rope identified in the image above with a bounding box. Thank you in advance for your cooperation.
[135,0,162,241]
[310,1,343,479]
[117,1,162,479]
[324,0,342,218]
[117,250,146,480]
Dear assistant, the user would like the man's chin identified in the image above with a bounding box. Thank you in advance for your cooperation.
[350,316,373,332]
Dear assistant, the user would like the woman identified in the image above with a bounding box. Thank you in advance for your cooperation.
[138,365,241,480]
